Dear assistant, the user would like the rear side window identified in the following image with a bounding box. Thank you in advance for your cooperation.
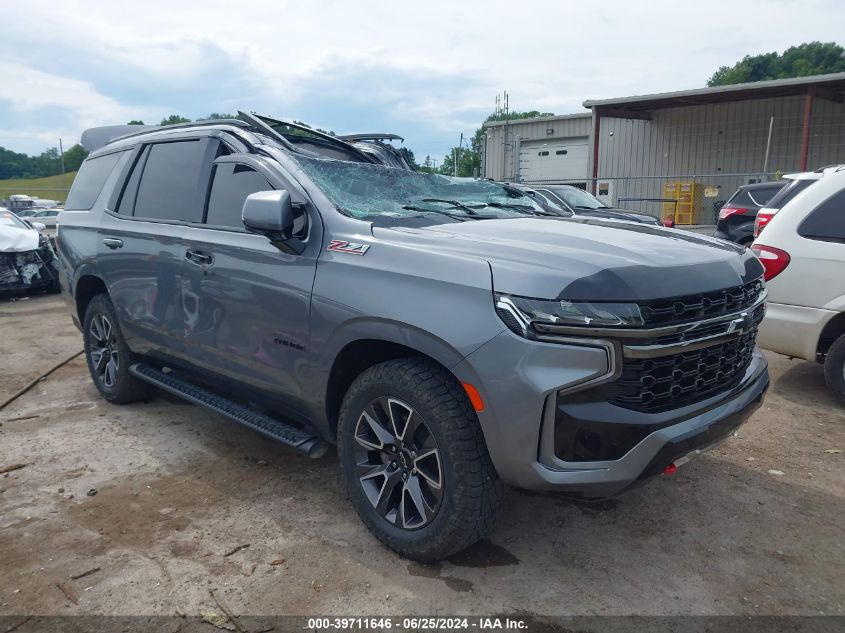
[65,152,124,210]
[116,146,149,215]
[727,185,783,208]
[765,178,815,210]
[798,189,845,242]
[206,163,273,228]
[133,140,207,222]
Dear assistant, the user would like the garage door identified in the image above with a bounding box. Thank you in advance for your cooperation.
[519,138,588,182]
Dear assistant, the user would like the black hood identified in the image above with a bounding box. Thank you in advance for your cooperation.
[377,216,763,301]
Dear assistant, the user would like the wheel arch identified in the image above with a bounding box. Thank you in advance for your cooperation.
[817,311,845,360]
[321,321,475,438]
[75,274,109,324]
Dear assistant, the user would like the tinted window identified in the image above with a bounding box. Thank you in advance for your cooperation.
[765,178,815,210]
[798,189,845,242]
[726,185,783,208]
[116,147,149,215]
[65,151,124,210]
[133,140,207,222]
[206,163,273,228]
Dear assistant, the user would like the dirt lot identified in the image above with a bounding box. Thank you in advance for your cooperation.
[1,294,843,618]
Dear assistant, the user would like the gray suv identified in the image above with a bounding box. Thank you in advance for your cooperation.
[59,113,770,561]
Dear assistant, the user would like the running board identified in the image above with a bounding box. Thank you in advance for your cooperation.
[129,363,329,459]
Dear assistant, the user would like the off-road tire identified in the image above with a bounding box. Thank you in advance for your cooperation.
[338,357,504,561]
[823,334,845,406]
[83,294,152,404]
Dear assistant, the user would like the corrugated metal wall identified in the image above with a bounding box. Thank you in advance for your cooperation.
[483,115,592,181]
[593,94,845,220]
[597,95,845,179]
[483,94,845,222]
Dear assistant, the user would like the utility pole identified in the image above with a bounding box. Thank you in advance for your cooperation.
[456,133,463,177]
[59,138,66,183]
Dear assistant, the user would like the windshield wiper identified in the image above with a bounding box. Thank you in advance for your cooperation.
[401,205,473,221]
[416,198,480,215]
[574,205,609,210]
[481,202,559,216]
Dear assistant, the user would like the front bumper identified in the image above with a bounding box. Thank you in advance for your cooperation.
[454,330,769,497]
[757,301,837,362]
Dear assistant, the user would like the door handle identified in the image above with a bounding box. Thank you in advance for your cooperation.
[185,249,213,266]
[103,238,123,249]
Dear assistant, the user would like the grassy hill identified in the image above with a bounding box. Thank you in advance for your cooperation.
[0,172,77,203]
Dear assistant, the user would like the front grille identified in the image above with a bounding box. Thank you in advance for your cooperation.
[612,329,758,413]
[639,279,763,328]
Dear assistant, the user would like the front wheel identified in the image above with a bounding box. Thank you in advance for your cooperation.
[338,358,504,561]
[823,334,845,406]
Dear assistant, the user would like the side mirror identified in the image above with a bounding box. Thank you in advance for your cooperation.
[243,190,294,237]
[30,222,46,232]
[242,190,305,254]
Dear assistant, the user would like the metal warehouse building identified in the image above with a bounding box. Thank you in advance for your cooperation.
[482,72,845,223]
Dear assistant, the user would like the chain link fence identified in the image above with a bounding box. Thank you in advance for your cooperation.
[520,173,783,226]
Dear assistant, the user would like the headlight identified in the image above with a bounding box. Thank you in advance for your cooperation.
[495,293,644,336]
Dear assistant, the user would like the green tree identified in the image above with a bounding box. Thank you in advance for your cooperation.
[200,113,237,121]
[62,144,89,172]
[398,147,417,169]
[707,41,845,86]
[418,155,437,174]
[127,119,145,125]
[160,114,192,126]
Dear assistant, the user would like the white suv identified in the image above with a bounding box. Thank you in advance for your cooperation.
[753,167,845,403]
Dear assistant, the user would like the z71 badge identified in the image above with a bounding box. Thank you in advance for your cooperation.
[327,240,370,255]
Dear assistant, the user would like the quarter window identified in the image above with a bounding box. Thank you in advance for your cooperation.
[65,151,125,210]
[133,140,207,222]
[798,189,845,242]
[206,163,273,228]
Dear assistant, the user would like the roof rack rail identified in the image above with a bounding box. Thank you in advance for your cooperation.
[338,133,404,143]
[82,119,251,152]
[112,118,249,142]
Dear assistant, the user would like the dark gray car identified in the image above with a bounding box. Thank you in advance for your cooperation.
[535,184,664,225]
[59,113,769,561]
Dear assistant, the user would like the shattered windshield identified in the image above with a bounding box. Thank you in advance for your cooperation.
[293,155,552,220]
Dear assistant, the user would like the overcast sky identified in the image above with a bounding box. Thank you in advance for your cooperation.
[1,0,843,161]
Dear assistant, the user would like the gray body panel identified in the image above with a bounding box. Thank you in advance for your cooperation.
[59,122,769,495]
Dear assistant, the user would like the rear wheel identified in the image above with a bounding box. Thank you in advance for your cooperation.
[338,358,504,561]
[823,334,845,406]
[83,294,152,403]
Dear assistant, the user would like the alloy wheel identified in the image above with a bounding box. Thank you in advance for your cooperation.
[88,313,119,389]
[353,397,443,529]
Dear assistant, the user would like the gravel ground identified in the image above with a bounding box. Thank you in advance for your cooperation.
[0,294,843,618]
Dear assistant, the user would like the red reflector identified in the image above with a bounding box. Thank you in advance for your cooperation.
[751,244,791,281]
[461,382,485,412]
[718,207,747,220]
[663,463,677,475]
[662,217,675,228]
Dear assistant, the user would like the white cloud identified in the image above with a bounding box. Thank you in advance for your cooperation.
[1,0,843,155]
[0,63,146,122]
